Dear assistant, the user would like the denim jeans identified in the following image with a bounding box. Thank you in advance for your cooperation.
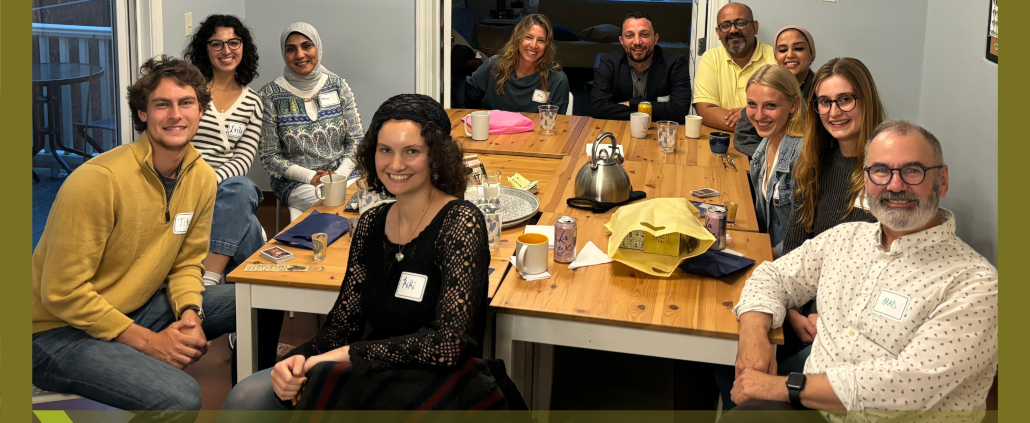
[33,285,236,423]
[211,176,265,274]
[218,368,293,423]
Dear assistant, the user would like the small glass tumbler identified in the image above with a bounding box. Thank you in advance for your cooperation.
[483,211,502,252]
[312,232,328,261]
[482,170,502,213]
[464,173,482,203]
[538,105,559,135]
[657,121,679,153]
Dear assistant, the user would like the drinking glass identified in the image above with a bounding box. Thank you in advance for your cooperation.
[538,105,559,135]
[482,170,502,213]
[481,209,502,252]
[657,121,679,153]
[464,174,482,203]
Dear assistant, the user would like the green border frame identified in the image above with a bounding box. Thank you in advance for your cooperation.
[2,0,35,422]
[1,1,1013,421]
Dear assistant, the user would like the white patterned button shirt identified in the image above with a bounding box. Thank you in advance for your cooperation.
[733,210,998,420]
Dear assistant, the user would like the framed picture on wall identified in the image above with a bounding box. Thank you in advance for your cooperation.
[986,0,998,63]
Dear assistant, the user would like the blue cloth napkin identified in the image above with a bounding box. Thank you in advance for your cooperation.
[273,210,349,250]
[678,249,755,278]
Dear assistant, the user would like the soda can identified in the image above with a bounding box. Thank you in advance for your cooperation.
[638,101,653,121]
[312,233,328,261]
[705,207,726,251]
[554,216,578,263]
[725,201,738,225]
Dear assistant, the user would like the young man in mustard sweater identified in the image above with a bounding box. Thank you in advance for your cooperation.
[31,56,235,421]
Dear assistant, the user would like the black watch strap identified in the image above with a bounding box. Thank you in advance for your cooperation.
[786,372,806,409]
[180,305,204,322]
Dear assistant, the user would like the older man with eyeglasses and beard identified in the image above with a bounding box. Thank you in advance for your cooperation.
[693,3,776,131]
[719,120,998,423]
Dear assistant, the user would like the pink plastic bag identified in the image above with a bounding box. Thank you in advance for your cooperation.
[462,110,535,134]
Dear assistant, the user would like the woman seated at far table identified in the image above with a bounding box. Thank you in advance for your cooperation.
[466,14,570,114]
[222,94,498,414]
[745,64,805,257]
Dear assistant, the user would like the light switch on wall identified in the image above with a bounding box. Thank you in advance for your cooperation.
[185,12,193,36]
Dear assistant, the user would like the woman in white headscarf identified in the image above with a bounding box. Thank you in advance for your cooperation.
[258,22,364,220]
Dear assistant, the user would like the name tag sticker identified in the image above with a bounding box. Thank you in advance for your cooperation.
[873,289,910,321]
[395,271,428,302]
[532,89,550,103]
[319,92,341,107]
[173,213,194,235]
[657,95,671,103]
[226,121,246,141]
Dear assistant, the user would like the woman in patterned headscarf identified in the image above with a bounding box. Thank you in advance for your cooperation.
[223,94,500,412]
[257,22,363,221]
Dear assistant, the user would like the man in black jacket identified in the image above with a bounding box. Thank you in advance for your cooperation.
[590,11,692,123]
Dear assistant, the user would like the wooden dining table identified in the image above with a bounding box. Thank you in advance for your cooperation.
[571,117,749,169]
[448,108,591,159]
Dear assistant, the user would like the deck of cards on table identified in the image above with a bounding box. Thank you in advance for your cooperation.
[260,246,294,264]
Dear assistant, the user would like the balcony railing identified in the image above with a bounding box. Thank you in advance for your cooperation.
[33,22,116,170]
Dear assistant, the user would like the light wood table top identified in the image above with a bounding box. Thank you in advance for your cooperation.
[571,120,748,168]
[490,212,783,344]
[535,156,759,232]
[448,109,591,159]
[226,154,566,299]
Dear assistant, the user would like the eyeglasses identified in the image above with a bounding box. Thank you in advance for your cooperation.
[717,19,752,32]
[864,164,943,186]
[207,38,243,51]
[811,94,860,115]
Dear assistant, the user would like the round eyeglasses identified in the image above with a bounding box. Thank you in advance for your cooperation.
[811,94,860,115]
[207,38,243,51]
[864,164,943,186]
[717,19,752,32]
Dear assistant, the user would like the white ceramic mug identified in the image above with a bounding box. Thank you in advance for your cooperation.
[464,111,491,141]
[315,174,347,207]
[684,115,703,139]
[630,112,651,139]
[515,233,549,275]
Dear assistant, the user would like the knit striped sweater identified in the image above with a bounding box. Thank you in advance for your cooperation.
[782,146,875,255]
[191,86,263,184]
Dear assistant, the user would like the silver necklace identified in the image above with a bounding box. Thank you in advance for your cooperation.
[394,190,436,262]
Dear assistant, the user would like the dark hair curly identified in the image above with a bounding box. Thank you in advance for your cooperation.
[127,55,211,132]
[183,14,259,86]
[355,94,466,198]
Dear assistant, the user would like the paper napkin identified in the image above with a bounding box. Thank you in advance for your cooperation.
[568,241,613,270]
[509,256,551,280]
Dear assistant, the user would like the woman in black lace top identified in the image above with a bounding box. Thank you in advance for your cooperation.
[222,94,490,412]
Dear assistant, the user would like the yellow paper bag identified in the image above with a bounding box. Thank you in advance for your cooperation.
[603,198,716,277]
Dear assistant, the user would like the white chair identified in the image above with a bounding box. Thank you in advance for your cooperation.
[567,92,575,116]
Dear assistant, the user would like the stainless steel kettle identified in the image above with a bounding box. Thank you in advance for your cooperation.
[574,132,633,203]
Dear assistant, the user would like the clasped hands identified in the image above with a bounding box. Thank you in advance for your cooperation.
[731,312,791,405]
[271,346,351,405]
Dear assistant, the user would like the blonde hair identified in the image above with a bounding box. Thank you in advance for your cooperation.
[491,14,561,95]
[793,57,886,232]
[745,64,806,138]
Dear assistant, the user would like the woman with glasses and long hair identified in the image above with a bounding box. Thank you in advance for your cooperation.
[466,14,570,114]
[258,22,364,221]
[183,14,282,376]
[774,58,885,375]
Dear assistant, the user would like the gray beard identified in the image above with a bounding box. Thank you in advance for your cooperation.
[726,38,747,53]
[867,183,941,232]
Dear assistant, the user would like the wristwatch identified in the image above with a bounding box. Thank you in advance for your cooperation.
[786,372,806,409]
[179,305,205,322]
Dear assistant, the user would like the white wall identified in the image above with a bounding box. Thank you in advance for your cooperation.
[162,0,417,191]
[745,0,929,121]
[918,0,998,265]
[161,0,248,57]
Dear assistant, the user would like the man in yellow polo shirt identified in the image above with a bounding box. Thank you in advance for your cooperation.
[694,3,777,131]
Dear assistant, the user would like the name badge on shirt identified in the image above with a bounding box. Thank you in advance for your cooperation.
[173,213,194,235]
[872,289,910,321]
[657,95,671,103]
[532,89,550,103]
[395,271,428,302]
[319,92,341,107]
[226,121,246,141]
